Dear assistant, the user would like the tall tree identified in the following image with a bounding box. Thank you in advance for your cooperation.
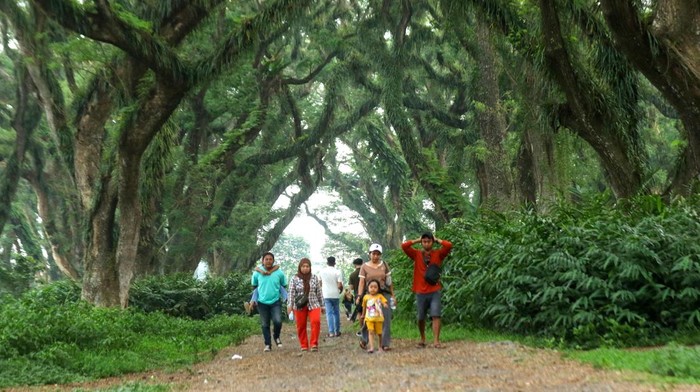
[21,0,315,307]
[599,0,700,195]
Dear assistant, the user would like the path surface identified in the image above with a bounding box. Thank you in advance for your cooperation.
[8,317,700,392]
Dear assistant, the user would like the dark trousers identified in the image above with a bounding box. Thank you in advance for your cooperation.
[350,291,361,321]
[350,301,361,322]
[257,300,282,346]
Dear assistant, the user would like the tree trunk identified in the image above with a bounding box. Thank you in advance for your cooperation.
[25,172,81,281]
[81,180,121,307]
[540,0,646,198]
[473,20,514,211]
[600,0,700,195]
[115,151,143,307]
[0,67,38,236]
[516,129,537,207]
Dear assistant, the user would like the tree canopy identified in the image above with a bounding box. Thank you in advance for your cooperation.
[0,0,697,306]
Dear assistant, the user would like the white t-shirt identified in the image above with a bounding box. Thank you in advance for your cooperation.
[319,265,343,299]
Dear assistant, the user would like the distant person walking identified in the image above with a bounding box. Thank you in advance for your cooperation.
[287,258,324,352]
[251,252,287,352]
[319,256,343,337]
[356,243,395,351]
[342,287,354,320]
[401,232,453,348]
[348,257,364,323]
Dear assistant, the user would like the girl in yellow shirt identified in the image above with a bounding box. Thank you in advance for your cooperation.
[361,279,388,353]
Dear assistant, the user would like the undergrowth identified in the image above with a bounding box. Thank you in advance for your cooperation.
[0,282,257,388]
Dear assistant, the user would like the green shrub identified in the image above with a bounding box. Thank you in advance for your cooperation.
[0,255,45,297]
[129,272,251,319]
[388,195,700,348]
[0,279,258,388]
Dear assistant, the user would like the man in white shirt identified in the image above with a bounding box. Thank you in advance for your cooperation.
[319,256,343,337]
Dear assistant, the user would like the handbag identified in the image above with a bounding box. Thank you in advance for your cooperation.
[294,293,309,308]
[423,252,441,285]
[424,263,441,285]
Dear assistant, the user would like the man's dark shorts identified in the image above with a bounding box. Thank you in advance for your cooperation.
[416,290,442,321]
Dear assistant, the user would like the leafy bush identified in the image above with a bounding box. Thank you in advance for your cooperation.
[129,271,252,319]
[0,255,46,297]
[389,195,700,348]
[0,285,258,388]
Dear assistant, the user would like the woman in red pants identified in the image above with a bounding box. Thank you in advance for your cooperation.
[287,258,325,351]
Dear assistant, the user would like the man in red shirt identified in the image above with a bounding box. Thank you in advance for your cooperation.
[401,232,453,348]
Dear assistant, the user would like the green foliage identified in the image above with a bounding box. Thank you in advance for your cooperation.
[0,255,46,297]
[129,272,252,319]
[570,343,700,382]
[648,344,700,379]
[388,195,700,348]
[0,281,258,388]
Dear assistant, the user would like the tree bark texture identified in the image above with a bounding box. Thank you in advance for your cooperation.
[473,20,514,211]
[540,0,646,198]
[600,0,700,195]
[27,0,314,306]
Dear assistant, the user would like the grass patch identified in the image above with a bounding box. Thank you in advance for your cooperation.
[566,344,700,384]
[390,317,525,343]
[0,303,258,388]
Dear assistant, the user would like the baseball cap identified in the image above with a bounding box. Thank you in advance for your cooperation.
[368,243,382,253]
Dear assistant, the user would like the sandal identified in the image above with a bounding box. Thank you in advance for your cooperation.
[367,349,374,354]
[432,343,445,349]
[382,346,391,351]
[359,340,367,349]
[415,342,426,348]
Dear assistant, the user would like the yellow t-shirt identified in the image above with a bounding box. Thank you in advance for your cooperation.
[362,293,388,322]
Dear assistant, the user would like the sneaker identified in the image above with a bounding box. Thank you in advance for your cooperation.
[263,345,271,352]
[275,338,282,347]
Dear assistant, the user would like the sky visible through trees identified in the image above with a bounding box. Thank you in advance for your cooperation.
[0,0,698,307]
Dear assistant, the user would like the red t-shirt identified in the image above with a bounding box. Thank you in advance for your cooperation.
[401,240,452,294]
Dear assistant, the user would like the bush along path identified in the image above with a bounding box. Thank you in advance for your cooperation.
[10,317,698,392]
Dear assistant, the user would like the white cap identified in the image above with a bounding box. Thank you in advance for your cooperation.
[368,243,382,253]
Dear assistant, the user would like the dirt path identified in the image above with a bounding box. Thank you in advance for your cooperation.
[8,317,700,392]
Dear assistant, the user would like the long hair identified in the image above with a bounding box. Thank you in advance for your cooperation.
[296,258,312,294]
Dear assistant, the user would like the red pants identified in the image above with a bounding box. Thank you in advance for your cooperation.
[294,307,321,349]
